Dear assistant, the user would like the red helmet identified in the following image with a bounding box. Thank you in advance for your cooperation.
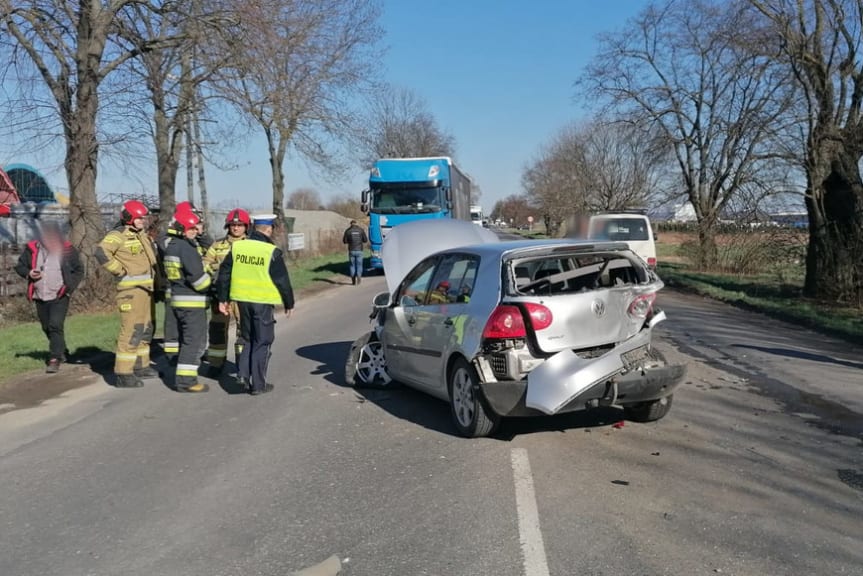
[173,209,201,232]
[175,200,196,214]
[225,208,251,228]
[121,200,149,224]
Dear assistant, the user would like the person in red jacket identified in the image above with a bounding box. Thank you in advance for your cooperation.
[14,221,85,373]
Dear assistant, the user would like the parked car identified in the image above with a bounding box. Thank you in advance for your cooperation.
[345,220,685,437]
[588,212,657,268]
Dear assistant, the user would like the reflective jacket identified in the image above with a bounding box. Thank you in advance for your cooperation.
[96,226,158,292]
[203,234,244,279]
[164,235,211,308]
[216,231,294,309]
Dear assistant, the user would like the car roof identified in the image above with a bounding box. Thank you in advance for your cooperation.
[438,239,633,259]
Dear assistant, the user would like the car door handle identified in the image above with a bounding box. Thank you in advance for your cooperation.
[443,317,454,326]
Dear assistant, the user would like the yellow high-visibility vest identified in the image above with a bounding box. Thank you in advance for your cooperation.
[229,239,282,305]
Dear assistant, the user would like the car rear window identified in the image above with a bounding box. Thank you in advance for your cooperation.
[509,252,648,296]
[590,218,650,241]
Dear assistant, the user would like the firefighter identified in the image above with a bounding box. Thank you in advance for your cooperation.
[216,214,294,395]
[96,200,160,388]
[163,209,212,393]
[202,208,250,377]
[156,211,185,361]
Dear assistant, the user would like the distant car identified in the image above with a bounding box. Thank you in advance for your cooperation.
[345,220,685,437]
[588,213,657,268]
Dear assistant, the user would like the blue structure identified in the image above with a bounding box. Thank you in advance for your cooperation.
[3,163,56,204]
[362,157,471,270]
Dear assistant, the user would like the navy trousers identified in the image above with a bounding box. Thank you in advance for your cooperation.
[237,302,275,391]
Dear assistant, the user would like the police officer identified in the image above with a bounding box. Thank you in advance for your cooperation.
[216,214,294,395]
[202,208,250,377]
[96,200,160,388]
[164,210,212,393]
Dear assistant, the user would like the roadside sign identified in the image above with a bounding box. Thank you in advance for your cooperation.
[287,233,305,251]
[527,216,534,223]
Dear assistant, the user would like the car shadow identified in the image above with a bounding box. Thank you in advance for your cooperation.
[295,339,626,440]
[732,344,863,371]
[295,341,354,386]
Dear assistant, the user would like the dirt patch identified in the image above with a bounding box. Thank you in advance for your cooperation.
[0,362,107,415]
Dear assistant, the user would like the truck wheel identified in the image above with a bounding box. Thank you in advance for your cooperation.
[345,332,396,388]
[448,357,498,438]
[624,394,673,423]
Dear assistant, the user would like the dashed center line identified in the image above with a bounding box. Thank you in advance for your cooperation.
[511,448,551,576]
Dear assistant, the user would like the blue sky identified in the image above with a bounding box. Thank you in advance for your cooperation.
[3,1,649,213]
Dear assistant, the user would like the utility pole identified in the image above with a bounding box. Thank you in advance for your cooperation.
[181,49,195,206]
[193,89,208,224]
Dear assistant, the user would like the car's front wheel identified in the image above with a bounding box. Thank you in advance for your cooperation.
[624,394,673,422]
[345,332,396,388]
[448,357,498,438]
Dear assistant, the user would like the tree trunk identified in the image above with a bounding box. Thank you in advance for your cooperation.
[154,106,181,230]
[695,218,718,270]
[804,150,863,304]
[65,71,104,275]
[266,129,290,255]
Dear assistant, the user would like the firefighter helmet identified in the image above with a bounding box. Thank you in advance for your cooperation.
[173,209,201,232]
[121,200,149,224]
[225,208,251,228]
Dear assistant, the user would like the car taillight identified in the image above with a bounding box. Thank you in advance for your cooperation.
[628,293,656,319]
[647,257,657,268]
[524,302,553,331]
[482,305,527,339]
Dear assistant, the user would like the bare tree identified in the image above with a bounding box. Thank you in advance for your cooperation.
[751,0,863,303]
[579,0,793,267]
[489,194,535,228]
[0,1,177,265]
[355,86,456,168]
[286,188,322,211]
[213,0,382,246]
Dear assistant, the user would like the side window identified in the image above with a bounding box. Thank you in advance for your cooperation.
[426,254,480,305]
[397,258,438,307]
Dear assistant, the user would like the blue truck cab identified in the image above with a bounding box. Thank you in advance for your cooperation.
[362,157,471,271]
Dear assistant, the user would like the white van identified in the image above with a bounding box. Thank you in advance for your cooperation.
[588,212,657,267]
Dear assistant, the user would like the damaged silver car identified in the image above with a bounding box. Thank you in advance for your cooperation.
[345,220,685,437]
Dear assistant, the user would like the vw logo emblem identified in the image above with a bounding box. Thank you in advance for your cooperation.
[591,299,606,317]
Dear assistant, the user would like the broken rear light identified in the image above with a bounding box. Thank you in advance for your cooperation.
[647,257,657,267]
[482,305,527,339]
[524,302,553,331]
[628,293,656,319]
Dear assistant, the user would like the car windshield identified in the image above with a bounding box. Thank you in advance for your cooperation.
[590,218,650,241]
[371,185,442,214]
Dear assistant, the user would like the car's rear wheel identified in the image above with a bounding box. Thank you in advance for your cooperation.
[345,332,396,388]
[624,394,673,422]
[448,357,498,438]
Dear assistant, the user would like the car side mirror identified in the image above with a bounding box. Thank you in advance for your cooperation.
[361,203,369,214]
[361,189,369,204]
[373,291,392,308]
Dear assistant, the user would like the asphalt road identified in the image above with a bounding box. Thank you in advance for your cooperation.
[1,277,861,576]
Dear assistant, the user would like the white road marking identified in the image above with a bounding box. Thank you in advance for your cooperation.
[511,448,551,576]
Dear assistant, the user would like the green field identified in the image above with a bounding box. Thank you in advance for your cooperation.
[0,251,349,382]
[658,263,863,342]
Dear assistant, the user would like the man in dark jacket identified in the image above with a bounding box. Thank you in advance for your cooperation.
[15,221,84,373]
[216,214,294,395]
[342,220,368,285]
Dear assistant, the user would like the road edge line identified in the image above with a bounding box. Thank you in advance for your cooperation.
[511,447,551,576]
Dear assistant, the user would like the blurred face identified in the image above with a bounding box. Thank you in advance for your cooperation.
[184,226,198,240]
[42,231,64,251]
[228,222,246,238]
[131,216,146,231]
[195,222,204,235]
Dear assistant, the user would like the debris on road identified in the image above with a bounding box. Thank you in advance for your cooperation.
[291,554,341,576]
[611,480,630,486]
[612,421,625,429]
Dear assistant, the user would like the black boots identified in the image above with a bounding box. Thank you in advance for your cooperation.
[352,275,362,285]
[115,374,144,388]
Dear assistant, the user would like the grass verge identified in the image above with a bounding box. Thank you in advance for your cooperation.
[0,251,349,383]
[658,263,863,343]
